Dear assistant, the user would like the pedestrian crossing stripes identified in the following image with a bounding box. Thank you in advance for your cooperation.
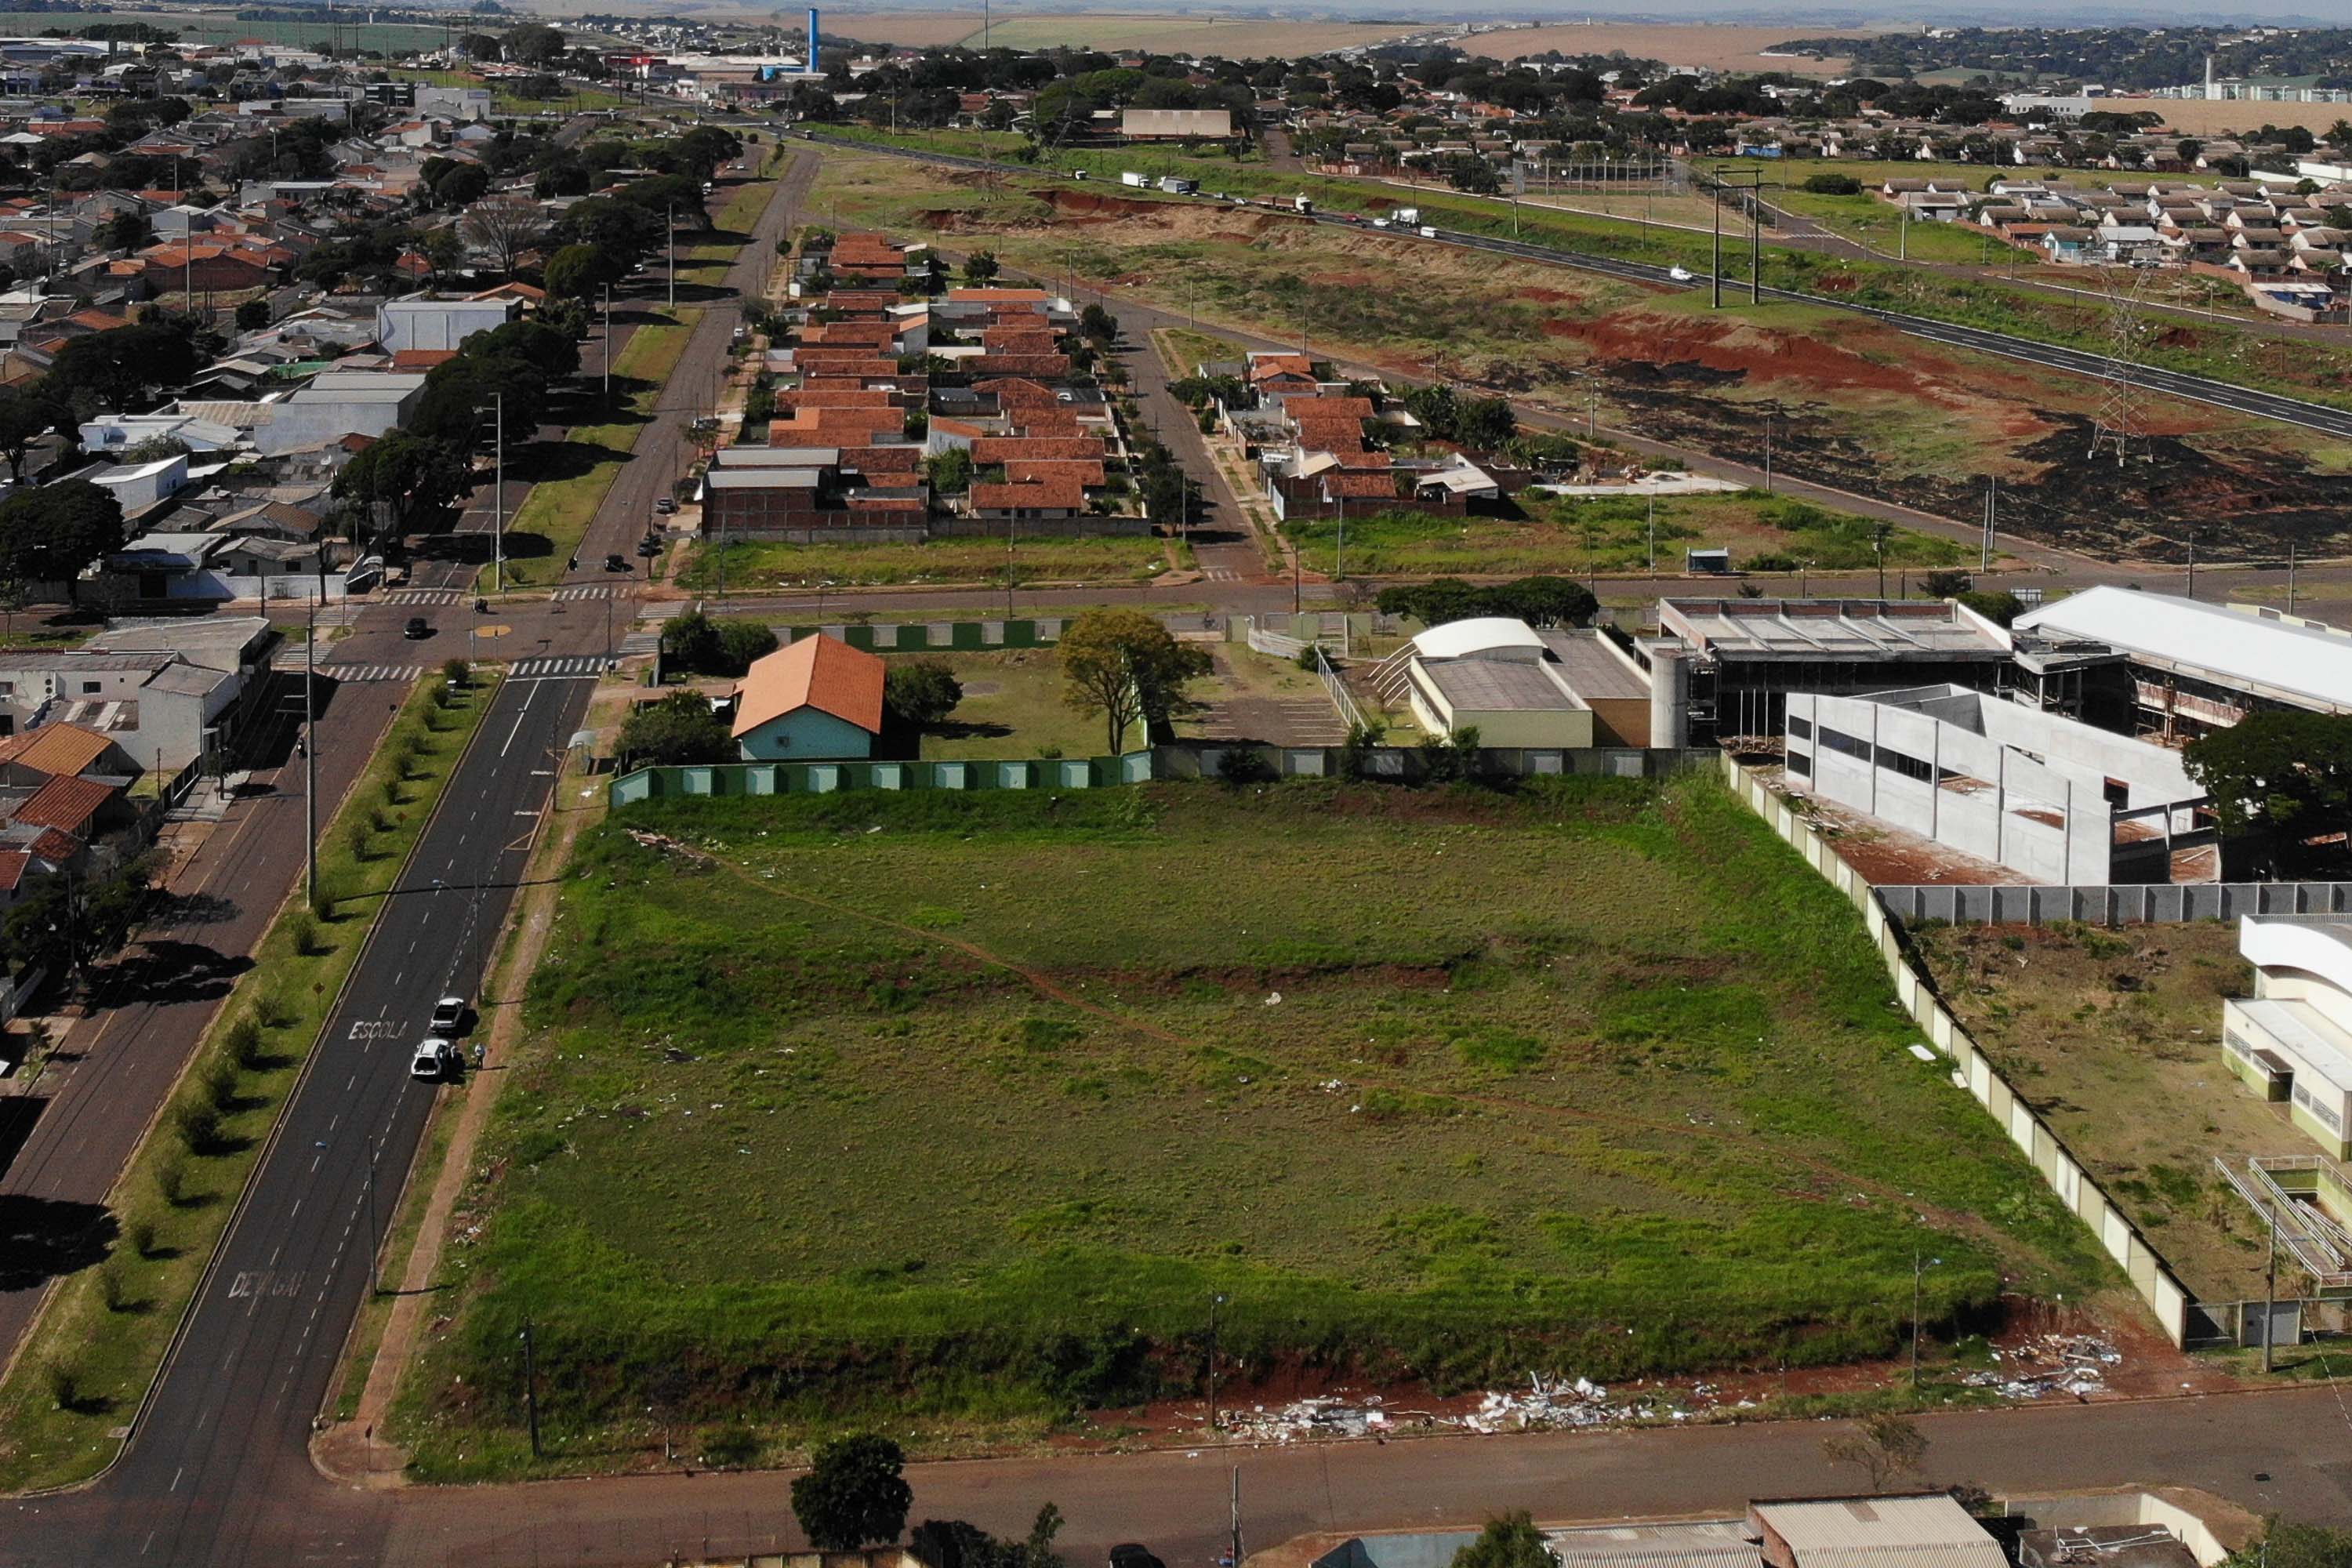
[387,588,463,604]
[508,655,612,680]
[1202,568,1243,582]
[554,585,622,601]
[321,663,424,683]
[618,632,663,657]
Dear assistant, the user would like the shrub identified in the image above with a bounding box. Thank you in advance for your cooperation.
[442,657,470,688]
[44,1359,81,1412]
[200,1052,239,1111]
[153,1153,187,1207]
[100,1261,131,1312]
[702,1425,760,1468]
[884,659,963,727]
[1802,172,1864,195]
[172,1099,221,1155]
[128,1218,157,1258]
[223,1014,264,1069]
[288,911,325,956]
[257,989,297,1029]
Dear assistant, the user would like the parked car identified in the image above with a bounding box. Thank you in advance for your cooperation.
[403,616,431,640]
[655,496,678,514]
[410,1037,460,1081]
[1109,1546,1166,1568]
[429,996,469,1036]
[604,553,629,572]
[637,535,662,558]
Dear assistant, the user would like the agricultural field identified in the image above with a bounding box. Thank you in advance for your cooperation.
[824,12,1425,54]
[1465,23,1870,75]
[680,532,1178,590]
[0,9,458,51]
[2107,98,2352,137]
[1284,494,1970,579]
[1909,921,2280,1305]
[806,143,2352,563]
[390,773,2112,1477]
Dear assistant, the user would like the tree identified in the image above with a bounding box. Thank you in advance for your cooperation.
[1481,575,1596,627]
[1957,588,2024,627]
[716,618,779,675]
[790,1434,913,1552]
[539,296,591,342]
[1059,608,1210,754]
[332,433,472,542]
[100,209,151,252]
[234,298,270,331]
[466,318,580,381]
[0,479,125,601]
[911,1506,1065,1568]
[1920,569,1973,599]
[962,249,1000,285]
[885,659,963,727]
[459,198,547,277]
[543,242,618,303]
[0,385,62,481]
[1450,1513,1554,1568]
[659,610,723,674]
[1821,1412,1929,1494]
[48,322,198,413]
[502,21,566,66]
[617,690,735,767]
[2185,711,2352,875]
[429,160,491,209]
[2227,1523,2352,1568]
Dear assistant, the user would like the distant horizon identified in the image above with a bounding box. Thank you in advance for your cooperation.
[801,4,2349,29]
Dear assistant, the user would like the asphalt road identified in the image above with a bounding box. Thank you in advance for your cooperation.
[797,132,2352,444]
[0,158,810,1568]
[0,673,398,1381]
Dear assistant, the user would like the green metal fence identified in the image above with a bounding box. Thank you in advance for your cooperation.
[779,618,1065,652]
[611,750,1153,805]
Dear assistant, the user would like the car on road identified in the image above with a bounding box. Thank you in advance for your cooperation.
[410,1037,460,1081]
[637,535,662,558]
[429,996,469,1036]
[655,496,678,514]
[1109,1545,1166,1568]
[403,616,431,640]
[1668,265,1694,282]
[604,553,629,572]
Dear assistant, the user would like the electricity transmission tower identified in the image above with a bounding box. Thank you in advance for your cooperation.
[2087,265,2154,465]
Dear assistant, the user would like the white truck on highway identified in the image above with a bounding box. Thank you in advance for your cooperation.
[1158,175,1198,194]
[1391,206,1419,226]
[1291,194,1314,214]
[1120,170,1149,187]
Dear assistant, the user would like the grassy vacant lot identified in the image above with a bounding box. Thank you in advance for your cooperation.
[0,673,496,1493]
[1286,495,1969,578]
[1911,921,2278,1304]
[492,311,695,591]
[681,533,1178,590]
[905,648,1107,760]
[391,772,2111,1477]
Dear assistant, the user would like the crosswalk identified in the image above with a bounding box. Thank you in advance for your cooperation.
[618,631,663,657]
[1201,567,1244,582]
[387,588,464,605]
[323,662,426,684]
[554,584,624,601]
[509,655,612,680]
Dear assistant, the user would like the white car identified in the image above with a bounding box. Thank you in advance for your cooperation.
[410,1037,460,1081]
[429,996,468,1036]
[1668,265,1695,282]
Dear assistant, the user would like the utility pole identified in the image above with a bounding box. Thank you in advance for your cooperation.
[1762,401,1776,492]
[521,1318,543,1458]
[365,1138,379,1294]
[1207,1291,1225,1436]
[1980,478,1997,573]
[2262,1213,2278,1374]
[2288,541,2298,615]
[492,391,505,593]
[1710,180,1722,310]
[1646,493,1655,578]
[1229,1466,1243,1568]
[2186,531,2197,600]
[667,202,677,310]
[303,596,317,909]
[601,284,612,405]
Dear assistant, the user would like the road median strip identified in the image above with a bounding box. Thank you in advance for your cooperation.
[0,669,500,1494]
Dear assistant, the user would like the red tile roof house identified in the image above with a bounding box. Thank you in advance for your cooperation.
[730,634,886,761]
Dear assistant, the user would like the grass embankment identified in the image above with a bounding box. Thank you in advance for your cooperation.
[0,671,499,1494]
[812,129,2352,412]
[392,67,633,114]
[391,772,2112,1479]
[1153,326,1247,377]
[680,533,1180,590]
[1286,494,1969,577]
[675,180,779,289]
[491,313,697,592]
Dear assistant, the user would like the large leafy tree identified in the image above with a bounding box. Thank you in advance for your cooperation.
[617,690,735,766]
[463,318,580,381]
[543,242,620,303]
[2185,711,2352,876]
[410,353,549,445]
[459,197,546,277]
[789,1434,913,1552]
[0,478,125,601]
[0,384,63,480]
[1450,1514,1555,1568]
[550,197,666,271]
[332,433,472,543]
[48,322,198,413]
[1058,608,1210,754]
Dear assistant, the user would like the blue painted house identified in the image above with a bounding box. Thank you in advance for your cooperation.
[731,633,887,760]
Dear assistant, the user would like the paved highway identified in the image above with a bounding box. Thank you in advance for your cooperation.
[797,132,2352,443]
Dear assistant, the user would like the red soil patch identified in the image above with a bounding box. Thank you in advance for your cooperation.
[1559,308,1939,400]
[1044,189,1164,219]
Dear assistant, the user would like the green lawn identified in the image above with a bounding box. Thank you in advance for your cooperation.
[490,310,696,591]
[681,534,1178,590]
[1766,188,2036,267]
[1286,495,1969,577]
[389,772,2111,1479]
[391,67,634,116]
[902,648,1111,760]
[0,673,498,1493]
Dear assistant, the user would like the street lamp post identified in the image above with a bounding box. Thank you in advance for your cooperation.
[667,201,677,310]
[601,283,612,405]
[1207,1291,1228,1437]
[1910,1251,1942,1388]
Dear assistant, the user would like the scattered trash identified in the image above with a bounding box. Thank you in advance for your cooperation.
[1265,992,1283,1007]
[1957,1333,2122,1401]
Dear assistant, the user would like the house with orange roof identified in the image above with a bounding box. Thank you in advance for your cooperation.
[730,633,886,761]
